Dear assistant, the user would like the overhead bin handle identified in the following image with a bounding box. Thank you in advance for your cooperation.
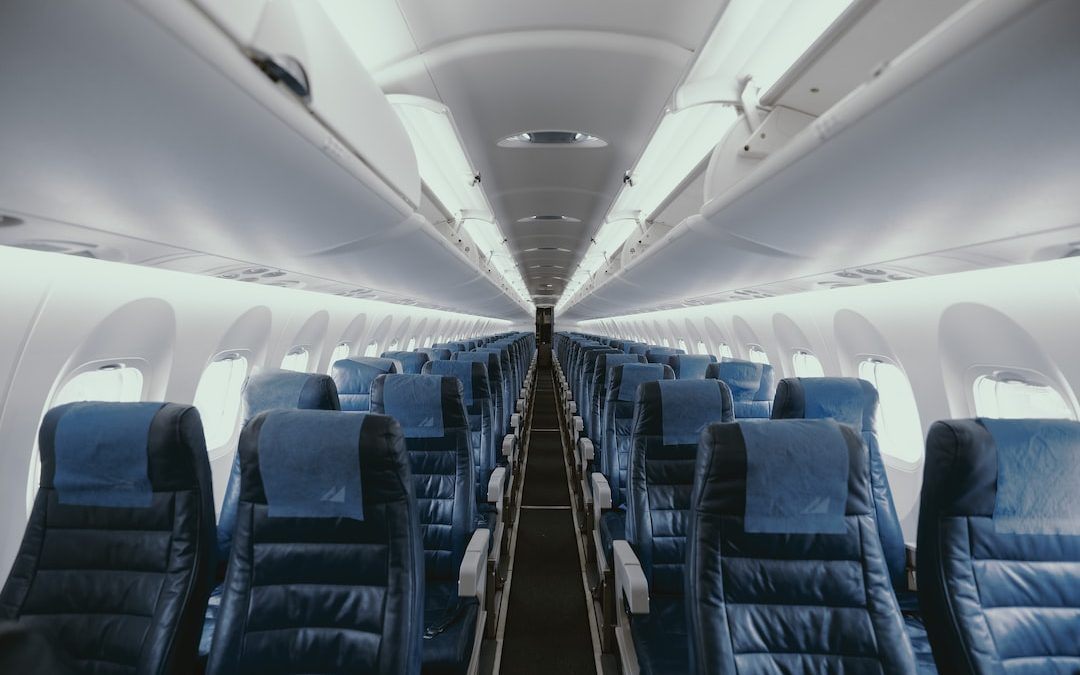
[251,52,311,102]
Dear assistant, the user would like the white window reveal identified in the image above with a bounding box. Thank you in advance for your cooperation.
[661,338,671,347]
[280,347,310,372]
[406,337,417,351]
[792,350,825,378]
[858,359,924,464]
[677,339,688,352]
[974,373,1075,420]
[717,343,733,359]
[364,341,379,357]
[696,340,708,356]
[193,353,249,452]
[327,343,351,374]
[748,345,770,365]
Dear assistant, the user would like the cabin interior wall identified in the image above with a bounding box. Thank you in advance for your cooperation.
[0,245,507,579]
[572,256,1080,542]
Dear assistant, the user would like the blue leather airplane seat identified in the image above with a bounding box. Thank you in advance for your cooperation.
[0,402,215,675]
[685,419,916,674]
[382,350,431,374]
[579,347,620,437]
[454,350,508,449]
[418,348,453,362]
[432,342,464,353]
[588,353,645,470]
[918,418,1080,675]
[331,357,398,412]
[371,374,481,675]
[705,359,775,418]
[623,380,734,674]
[644,347,684,364]
[205,409,424,675]
[667,353,717,380]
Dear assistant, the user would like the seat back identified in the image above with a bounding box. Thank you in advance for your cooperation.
[580,348,619,436]
[591,353,645,445]
[331,357,399,412]
[424,359,495,506]
[627,380,733,598]
[206,410,423,675]
[772,377,907,590]
[217,370,340,560]
[602,363,674,507]
[918,418,1080,675]
[667,354,717,380]
[687,419,915,673]
[381,350,430,374]
[1,402,214,675]
[370,374,475,582]
[645,347,684,364]
[417,348,452,362]
[454,350,507,439]
[626,343,649,356]
[431,342,464,353]
[705,359,775,418]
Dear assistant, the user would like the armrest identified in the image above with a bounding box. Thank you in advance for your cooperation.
[459,529,491,600]
[613,540,649,615]
[591,472,611,526]
[487,466,508,506]
[502,434,516,460]
[516,398,524,413]
[568,401,577,414]
[573,416,584,432]
[510,413,521,430]
[579,437,594,462]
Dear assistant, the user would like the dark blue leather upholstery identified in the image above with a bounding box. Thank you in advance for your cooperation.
[918,418,1080,675]
[331,357,399,412]
[370,374,478,673]
[625,342,649,356]
[1,402,215,675]
[705,359,775,418]
[591,353,645,453]
[205,410,423,675]
[625,380,734,674]
[432,343,464,353]
[217,370,341,561]
[424,360,496,516]
[667,354,717,380]
[644,347,684,364]
[579,348,619,438]
[602,364,675,509]
[454,350,508,445]
[382,350,431,374]
[772,377,907,589]
[685,419,916,674]
[418,348,453,362]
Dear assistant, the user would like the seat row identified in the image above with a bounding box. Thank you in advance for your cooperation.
[552,331,1080,675]
[0,333,535,675]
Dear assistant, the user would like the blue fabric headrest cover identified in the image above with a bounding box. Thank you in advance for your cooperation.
[331,358,397,395]
[659,380,731,445]
[982,418,1080,535]
[601,354,643,384]
[709,360,772,401]
[382,351,430,374]
[52,402,164,507]
[741,419,850,534]
[257,410,364,521]
[426,360,477,405]
[380,374,446,437]
[668,354,716,380]
[775,377,876,431]
[243,369,339,424]
[616,363,668,401]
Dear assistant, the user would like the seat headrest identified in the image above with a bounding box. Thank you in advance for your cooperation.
[609,363,673,402]
[667,354,718,380]
[635,380,734,446]
[626,343,649,355]
[371,373,465,438]
[698,419,868,534]
[380,351,430,374]
[596,353,645,384]
[926,418,1080,535]
[39,402,205,507]
[454,350,502,377]
[239,410,411,513]
[243,369,340,424]
[417,348,452,361]
[772,377,878,431]
[645,348,684,363]
[431,343,464,352]
[331,358,398,395]
[705,359,774,401]
[423,359,489,405]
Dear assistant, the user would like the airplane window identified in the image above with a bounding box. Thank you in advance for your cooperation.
[973,374,1075,420]
[193,354,248,452]
[406,337,417,351]
[717,343,733,359]
[696,340,708,355]
[326,343,351,374]
[28,363,147,516]
[858,359,924,464]
[661,338,671,347]
[677,339,688,352]
[363,341,379,357]
[792,350,825,377]
[280,347,310,372]
[423,337,433,348]
[748,345,770,365]
[388,339,400,351]
[436,335,445,344]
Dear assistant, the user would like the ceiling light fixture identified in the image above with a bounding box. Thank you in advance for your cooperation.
[497,130,607,148]
[516,215,582,223]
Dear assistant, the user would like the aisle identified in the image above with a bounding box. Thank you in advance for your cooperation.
[498,346,597,674]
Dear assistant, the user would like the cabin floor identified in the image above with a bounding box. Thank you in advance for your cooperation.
[492,346,608,674]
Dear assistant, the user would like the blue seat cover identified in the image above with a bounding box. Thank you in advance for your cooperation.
[705,359,775,418]
[381,350,431,374]
[667,354,717,380]
[331,357,399,412]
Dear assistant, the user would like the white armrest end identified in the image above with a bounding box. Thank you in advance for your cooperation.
[487,466,508,506]
[459,529,491,600]
[613,540,649,615]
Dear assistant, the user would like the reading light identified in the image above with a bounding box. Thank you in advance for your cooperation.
[676,0,858,109]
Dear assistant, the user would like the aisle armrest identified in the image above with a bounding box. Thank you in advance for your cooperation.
[591,472,611,526]
[487,466,508,507]
[459,529,491,601]
[502,434,516,462]
[613,541,649,615]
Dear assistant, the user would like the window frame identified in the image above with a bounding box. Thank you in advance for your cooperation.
[792,349,825,378]
[193,351,251,459]
[326,342,351,374]
[280,346,311,372]
[969,367,1076,420]
[747,344,770,365]
[857,356,924,469]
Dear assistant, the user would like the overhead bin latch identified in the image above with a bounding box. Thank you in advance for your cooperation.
[251,51,312,103]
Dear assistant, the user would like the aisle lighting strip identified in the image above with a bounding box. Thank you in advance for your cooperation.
[389,94,532,307]
[558,0,856,312]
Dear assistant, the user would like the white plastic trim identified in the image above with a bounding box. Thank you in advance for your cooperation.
[613,540,650,615]
[459,528,490,600]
